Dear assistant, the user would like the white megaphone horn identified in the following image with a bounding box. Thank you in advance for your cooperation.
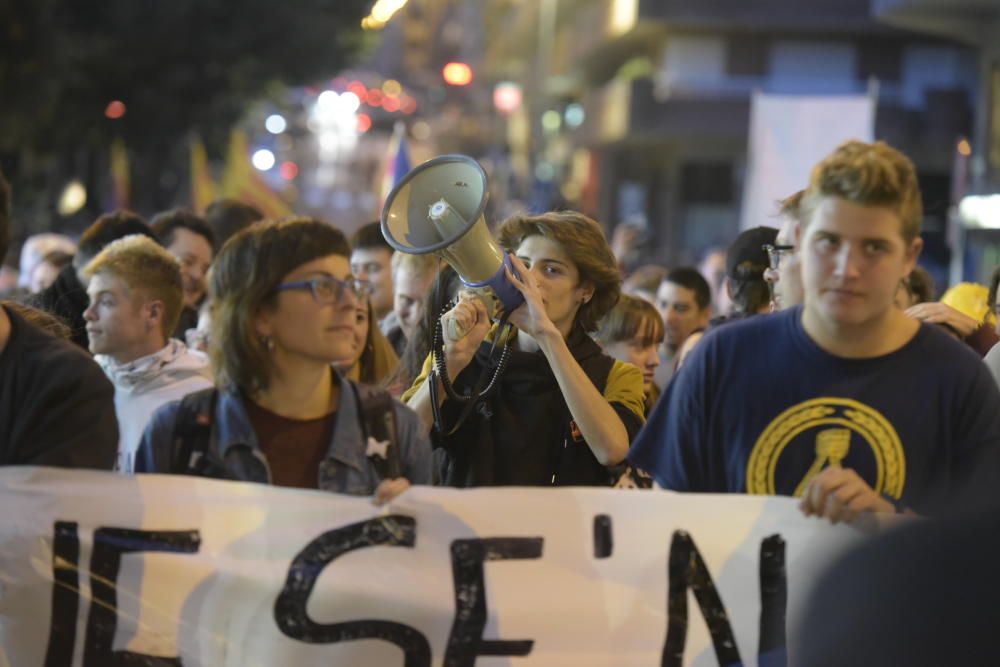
[380,154,525,320]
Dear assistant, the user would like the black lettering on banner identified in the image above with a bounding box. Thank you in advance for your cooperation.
[444,537,544,667]
[662,530,741,667]
[593,514,613,559]
[44,521,80,667]
[83,528,201,666]
[274,515,431,667]
[757,535,787,666]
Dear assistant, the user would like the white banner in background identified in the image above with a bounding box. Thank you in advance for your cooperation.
[740,92,875,231]
[0,467,886,666]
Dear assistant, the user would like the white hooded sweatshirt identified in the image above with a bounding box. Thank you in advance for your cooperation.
[96,339,213,473]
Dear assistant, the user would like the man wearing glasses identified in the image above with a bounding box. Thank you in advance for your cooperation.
[630,140,1000,522]
[762,190,805,311]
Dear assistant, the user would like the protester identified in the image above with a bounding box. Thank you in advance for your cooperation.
[893,265,935,308]
[203,198,261,248]
[698,246,729,315]
[28,249,73,294]
[762,190,805,311]
[385,252,439,357]
[350,221,396,322]
[653,267,711,387]
[676,227,777,367]
[906,282,999,355]
[404,211,645,487]
[621,264,668,305]
[29,210,155,348]
[387,263,463,397]
[333,295,399,387]
[18,233,76,291]
[83,236,213,473]
[594,294,663,415]
[151,209,215,339]
[136,218,430,503]
[795,505,1000,666]
[629,140,1000,521]
[0,169,118,467]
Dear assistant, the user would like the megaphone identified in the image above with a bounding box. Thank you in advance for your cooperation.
[380,154,524,320]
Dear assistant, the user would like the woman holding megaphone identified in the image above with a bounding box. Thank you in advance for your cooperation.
[403,211,645,487]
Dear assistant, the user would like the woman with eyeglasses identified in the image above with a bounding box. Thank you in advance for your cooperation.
[136,218,431,504]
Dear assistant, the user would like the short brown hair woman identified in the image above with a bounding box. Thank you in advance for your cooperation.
[404,210,645,487]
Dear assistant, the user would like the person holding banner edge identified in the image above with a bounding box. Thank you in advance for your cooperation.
[403,211,645,487]
[135,217,431,504]
[629,140,1000,521]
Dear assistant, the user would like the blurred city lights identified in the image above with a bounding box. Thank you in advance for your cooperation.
[104,100,126,119]
[279,161,299,180]
[564,103,586,127]
[368,89,385,107]
[348,81,368,102]
[400,96,418,114]
[541,110,562,132]
[265,114,287,134]
[57,180,87,216]
[252,149,276,171]
[493,82,522,115]
[958,138,972,156]
[442,62,473,86]
[960,195,1000,229]
[535,162,555,182]
[339,91,361,113]
[383,97,401,113]
[357,114,373,132]
[411,121,431,141]
[382,79,402,97]
[362,0,408,29]
[318,90,341,111]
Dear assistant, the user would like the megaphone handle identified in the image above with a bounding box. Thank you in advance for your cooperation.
[430,314,512,437]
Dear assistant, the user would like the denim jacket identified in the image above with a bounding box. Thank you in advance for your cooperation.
[135,372,432,495]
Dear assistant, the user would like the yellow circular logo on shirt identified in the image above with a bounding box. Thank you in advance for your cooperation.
[746,397,905,499]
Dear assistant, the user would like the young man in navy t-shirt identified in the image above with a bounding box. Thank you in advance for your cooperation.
[629,140,1000,521]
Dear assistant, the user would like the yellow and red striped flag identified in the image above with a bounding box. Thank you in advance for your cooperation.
[110,136,130,209]
[189,136,217,214]
[221,129,292,220]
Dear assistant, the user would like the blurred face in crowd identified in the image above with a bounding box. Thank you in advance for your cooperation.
[255,255,360,370]
[799,197,920,330]
[84,272,162,364]
[393,267,436,342]
[351,247,394,319]
[603,319,662,395]
[656,281,709,353]
[699,249,729,316]
[515,234,594,337]
[166,228,213,309]
[763,216,804,311]
[333,301,370,375]
[29,260,62,294]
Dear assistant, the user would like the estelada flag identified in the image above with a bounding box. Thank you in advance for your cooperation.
[110,136,130,210]
[221,129,292,220]
[189,136,216,214]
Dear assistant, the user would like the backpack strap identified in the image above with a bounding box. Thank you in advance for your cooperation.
[170,388,218,475]
[351,381,402,480]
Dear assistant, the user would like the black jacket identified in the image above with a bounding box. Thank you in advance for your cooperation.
[435,325,643,487]
[0,305,118,468]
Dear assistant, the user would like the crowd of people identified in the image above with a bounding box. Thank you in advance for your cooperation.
[3,138,1000,523]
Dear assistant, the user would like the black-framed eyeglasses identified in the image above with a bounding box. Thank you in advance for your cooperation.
[273,276,373,304]
[763,244,796,271]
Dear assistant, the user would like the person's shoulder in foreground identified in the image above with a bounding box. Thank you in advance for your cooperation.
[0,303,118,468]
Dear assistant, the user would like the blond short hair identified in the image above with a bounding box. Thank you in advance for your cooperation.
[801,140,923,242]
[83,235,183,338]
[391,251,438,283]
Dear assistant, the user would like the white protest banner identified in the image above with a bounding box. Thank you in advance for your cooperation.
[0,467,883,666]
[740,91,875,230]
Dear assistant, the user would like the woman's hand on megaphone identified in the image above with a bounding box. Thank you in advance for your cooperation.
[440,291,491,381]
[505,255,559,341]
